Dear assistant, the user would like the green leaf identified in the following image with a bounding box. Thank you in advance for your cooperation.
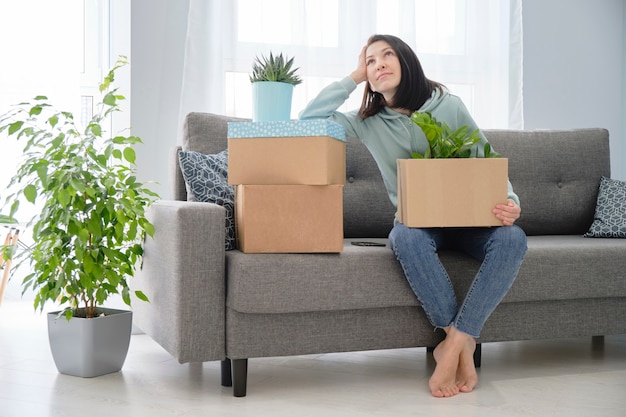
[90,124,102,137]
[87,216,102,236]
[70,178,86,194]
[123,147,136,164]
[78,228,90,243]
[64,309,73,321]
[83,255,95,273]
[36,164,48,185]
[8,121,24,135]
[135,290,149,302]
[0,213,17,224]
[24,184,37,203]
[57,189,71,207]
[103,92,116,106]
[48,115,59,128]
[122,287,131,305]
[9,200,19,218]
[484,142,501,158]
[126,135,142,145]
[51,133,65,148]
[79,272,93,290]
[457,149,472,158]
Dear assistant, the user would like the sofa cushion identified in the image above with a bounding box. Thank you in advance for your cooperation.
[343,137,396,238]
[225,236,626,315]
[485,129,610,236]
[584,176,626,238]
[178,149,236,250]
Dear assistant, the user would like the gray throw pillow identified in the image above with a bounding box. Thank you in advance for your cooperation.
[584,176,626,238]
[178,149,236,250]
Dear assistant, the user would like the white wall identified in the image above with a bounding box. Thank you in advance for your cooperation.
[129,0,626,195]
[523,0,625,180]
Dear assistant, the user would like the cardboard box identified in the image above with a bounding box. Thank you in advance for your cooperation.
[228,136,346,185]
[397,158,509,227]
[227,120,346,185]
[235,185,344,253]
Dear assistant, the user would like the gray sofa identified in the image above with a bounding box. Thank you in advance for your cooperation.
[133,112,626,397]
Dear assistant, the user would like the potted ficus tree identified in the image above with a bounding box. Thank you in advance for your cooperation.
[0,56,159,377]
[250,52,302,122]
[396,111,508,228]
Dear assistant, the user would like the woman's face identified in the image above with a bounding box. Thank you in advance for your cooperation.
[365,40,401,101]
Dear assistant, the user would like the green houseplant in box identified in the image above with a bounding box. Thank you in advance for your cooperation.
[409,111,501,159]
[250,51,302,122]
[397,111,508,228]
[0,56,159,377]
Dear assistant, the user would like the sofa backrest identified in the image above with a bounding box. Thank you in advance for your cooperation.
[485,129,610,235]
[175,112,610,237]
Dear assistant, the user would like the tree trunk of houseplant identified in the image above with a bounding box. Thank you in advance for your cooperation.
[47,308,133,377]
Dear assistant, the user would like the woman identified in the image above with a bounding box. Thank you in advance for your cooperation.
[300,34,527,398]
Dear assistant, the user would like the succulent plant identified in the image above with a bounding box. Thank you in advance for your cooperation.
[250,52,302,86]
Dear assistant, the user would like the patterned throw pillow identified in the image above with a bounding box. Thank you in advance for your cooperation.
[584,176,626,238]
[178,149,236,250]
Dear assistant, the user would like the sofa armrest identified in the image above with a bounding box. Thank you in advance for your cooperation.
[132,200,226,363]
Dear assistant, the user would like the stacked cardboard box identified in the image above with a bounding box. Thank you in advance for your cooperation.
[227,120,346,253]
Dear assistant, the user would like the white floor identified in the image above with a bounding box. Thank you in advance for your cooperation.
[1,300,625,417]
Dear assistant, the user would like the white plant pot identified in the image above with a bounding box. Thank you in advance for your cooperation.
[47,308,132,377]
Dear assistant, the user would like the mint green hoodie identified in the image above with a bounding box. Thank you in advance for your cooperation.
[299,76,519,208]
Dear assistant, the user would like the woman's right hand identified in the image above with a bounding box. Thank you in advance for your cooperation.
[350,45,368,85]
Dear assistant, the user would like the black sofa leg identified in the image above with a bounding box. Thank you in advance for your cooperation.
[232,359,248,397]
[221,359,232,387]
[592,335,605,350]
[427,343,482,368]
[473,343,482,368]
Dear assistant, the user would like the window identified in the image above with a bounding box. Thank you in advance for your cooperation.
[0,0,127,218]
[183,0,520,128]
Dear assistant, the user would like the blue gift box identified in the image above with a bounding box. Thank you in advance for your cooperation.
[227,120,346,142]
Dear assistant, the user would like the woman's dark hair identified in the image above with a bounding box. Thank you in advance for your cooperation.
[359,34,445,119]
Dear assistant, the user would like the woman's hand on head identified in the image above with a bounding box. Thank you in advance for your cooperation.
[350,45,368,85]
[493,199,521,226]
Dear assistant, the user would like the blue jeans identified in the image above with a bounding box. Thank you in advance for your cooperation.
[388,224,527,338]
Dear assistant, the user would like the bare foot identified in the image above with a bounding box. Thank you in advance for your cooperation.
[430,327,477,397]
[455,337,478,392]
[430,337,461,397]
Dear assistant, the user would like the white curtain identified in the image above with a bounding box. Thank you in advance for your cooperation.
[178,0,523,132]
